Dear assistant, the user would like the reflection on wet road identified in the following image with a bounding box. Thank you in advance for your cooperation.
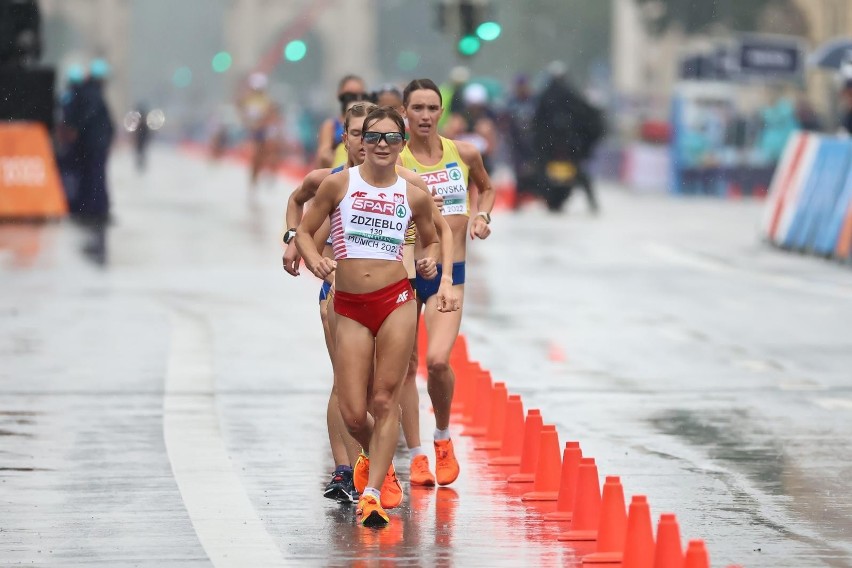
[1,147,851,566]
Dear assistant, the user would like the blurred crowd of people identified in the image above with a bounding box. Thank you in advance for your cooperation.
[211,63,606,212]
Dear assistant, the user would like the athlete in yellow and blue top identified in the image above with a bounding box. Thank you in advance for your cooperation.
[396,78,495,488]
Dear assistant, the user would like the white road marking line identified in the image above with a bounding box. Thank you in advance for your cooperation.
[164,310,289,567]
[812,397,852,410]
[778,378,825,391]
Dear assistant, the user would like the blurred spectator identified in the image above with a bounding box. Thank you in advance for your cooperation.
[445,83,497,173]
[533,61,604,212]
[238,72,276,186]
[134,102,151,172]
[795,97,822,132]
[756,92,799,164]
[258,102,286,182]
[841,79,852,135]
[439,65,470,132]
[504,74,538,208]
[56,64,86,207]
[63,58,115,222]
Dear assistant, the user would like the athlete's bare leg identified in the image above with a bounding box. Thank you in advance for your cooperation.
[367,305,417,490]
[399,309,422,451]
[324,300,362,465]
[424,286,465,431]
[336,304,416,491]
[320,297,351,466]
[335,318,375,451]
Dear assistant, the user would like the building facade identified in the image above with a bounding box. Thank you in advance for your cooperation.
[38,0,377,118]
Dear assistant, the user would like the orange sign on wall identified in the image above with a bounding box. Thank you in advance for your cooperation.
[0,122,67,219]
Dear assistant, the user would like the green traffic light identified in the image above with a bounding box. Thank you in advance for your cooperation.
[397,50,419,72]
[172,66,192,88]
[458,35,481,56]
[476,22,501,41]
[284,40,307,62]
[211,52,232,73]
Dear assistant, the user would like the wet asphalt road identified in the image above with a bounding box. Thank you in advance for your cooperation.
[1,147,851,567]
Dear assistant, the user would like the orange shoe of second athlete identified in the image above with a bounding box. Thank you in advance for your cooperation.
[380,464,404,509]
[357,494,389,528]
[409,454,436,487]
[434,439,460,486]
[353,452,369,494]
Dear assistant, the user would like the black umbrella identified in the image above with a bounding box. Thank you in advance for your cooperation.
[809,37,852,69]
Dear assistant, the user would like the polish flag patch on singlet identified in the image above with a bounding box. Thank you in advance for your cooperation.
[331,166,412,261]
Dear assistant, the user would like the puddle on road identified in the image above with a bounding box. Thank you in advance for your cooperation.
[652,408,785,494]
[0,428,33,437]
[650,408,852,564]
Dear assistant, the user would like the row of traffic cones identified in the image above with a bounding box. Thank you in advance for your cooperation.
[421,328,745,567]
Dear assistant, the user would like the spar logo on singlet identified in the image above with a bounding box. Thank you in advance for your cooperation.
[352,192,406,217]
[422,170,449,186]
[421,162,466,215]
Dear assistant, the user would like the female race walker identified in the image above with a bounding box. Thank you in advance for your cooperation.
[295,106,458,527]
[398,79,494,487]
[283,103,452,506]
[283,103,373,504]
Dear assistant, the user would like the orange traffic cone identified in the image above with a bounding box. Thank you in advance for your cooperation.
[653,514,683,568]
[450,334,469,365]
[462,372,492,436]
[544,441,582,521]
[461,368,487,424]
[450,361,470,415]
[507,409,542,483]
[557,457,601,541]
[620,495,654,568]
[475,382,508,450]
[582,476,628,564]
[521,425,561,501]
[454,363,481,424]
[683,540,709,568]
[490,394,524,466]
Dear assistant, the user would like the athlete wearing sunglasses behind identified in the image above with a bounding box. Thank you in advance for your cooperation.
[398,78,495,488]
[296,106,458,528]
[283,104,453,507]
[315,74,371,169]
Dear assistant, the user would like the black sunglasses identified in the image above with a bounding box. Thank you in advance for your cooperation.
[362,131,405,146]
[338,91,372,104]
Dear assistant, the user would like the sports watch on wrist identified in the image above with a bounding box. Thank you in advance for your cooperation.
[283,228,297,244]
[477,212,491,224]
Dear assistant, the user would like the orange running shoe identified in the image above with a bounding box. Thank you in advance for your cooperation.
[409,454,436,487]
[356,494,389,528]
[353,452,369,494]
[434,439,460,486]
[380,464,404,509]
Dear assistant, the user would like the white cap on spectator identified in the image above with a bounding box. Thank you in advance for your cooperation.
[463,83,488,105]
